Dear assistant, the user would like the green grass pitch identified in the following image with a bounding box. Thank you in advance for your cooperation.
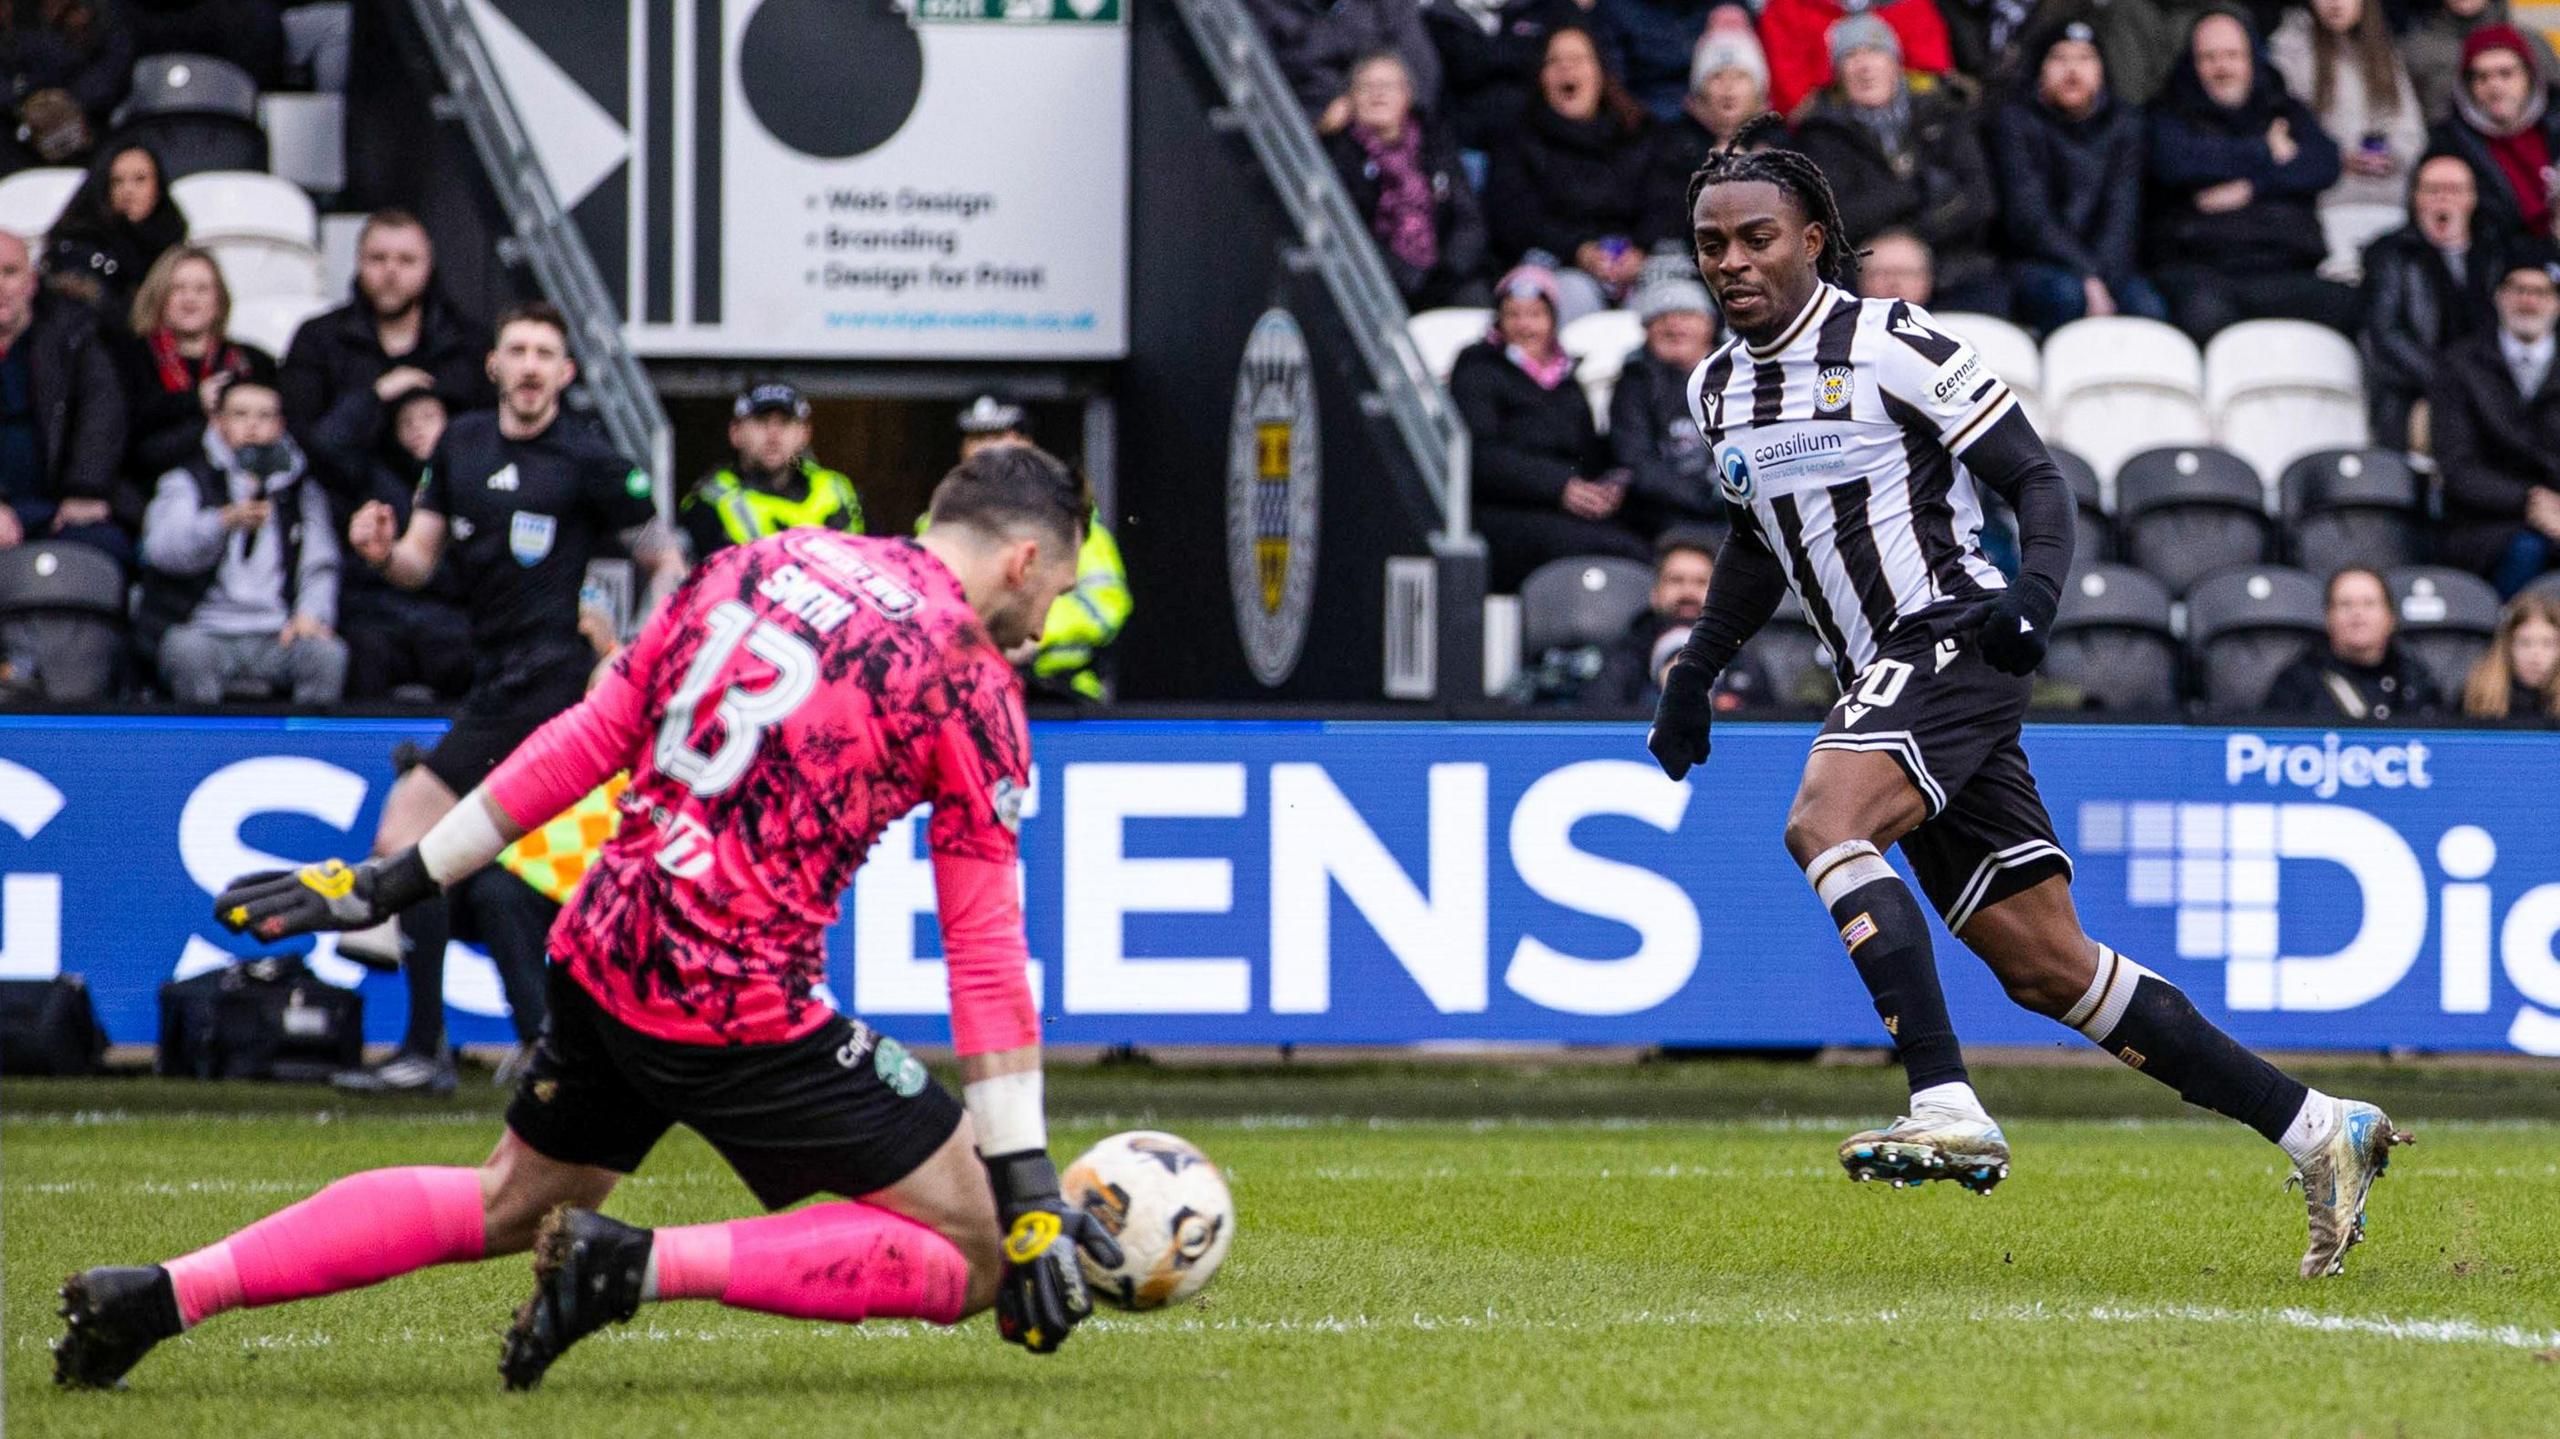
[9,1060,2558,1437]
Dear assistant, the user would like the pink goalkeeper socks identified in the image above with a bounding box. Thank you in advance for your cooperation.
[646,1201,971,1325]
[162,1166,487,1328]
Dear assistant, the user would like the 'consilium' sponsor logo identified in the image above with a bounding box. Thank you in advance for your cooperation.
[2225,733,2432,798]
[1750,432,1845,467]
[1226,309,1320,687]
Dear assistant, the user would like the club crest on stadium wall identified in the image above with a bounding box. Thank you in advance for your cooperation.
[1226,308,1321,687]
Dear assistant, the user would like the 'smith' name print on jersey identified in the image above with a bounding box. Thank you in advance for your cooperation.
[1685,286,2015,688]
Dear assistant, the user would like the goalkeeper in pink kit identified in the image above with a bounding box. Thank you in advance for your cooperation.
[55,444,1118,1391]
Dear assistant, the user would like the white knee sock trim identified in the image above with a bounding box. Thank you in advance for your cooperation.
[2078,948,2156,1042]
[1806,840,1897,909]
[2059,945,2117,1030]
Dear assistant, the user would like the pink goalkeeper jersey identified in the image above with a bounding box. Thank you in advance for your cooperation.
[483,531,1037,1052]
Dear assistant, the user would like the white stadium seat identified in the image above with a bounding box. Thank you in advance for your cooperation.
[171,171,323,301]
[227,292,332,357]
[2318,203,2405,285]
[1409,307,1489,384]
[1562,309,1642,428]
[1932,310,2044,431]
[2204,320,2368,502]
[0,167,85,236]
[2041,317,2209,493]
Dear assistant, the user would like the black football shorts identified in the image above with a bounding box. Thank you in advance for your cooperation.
[1809,627,2072,935]
[505,966,964,1209]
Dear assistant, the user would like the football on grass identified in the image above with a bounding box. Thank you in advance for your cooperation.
[1062,1130,1235,1310]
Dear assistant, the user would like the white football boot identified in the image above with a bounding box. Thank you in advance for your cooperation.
[2290,1099,2413,1277]
[1839,1112,2011,1194]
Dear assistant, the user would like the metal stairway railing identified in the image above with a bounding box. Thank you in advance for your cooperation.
[399,0,673,509]
[1168,0,1471,543]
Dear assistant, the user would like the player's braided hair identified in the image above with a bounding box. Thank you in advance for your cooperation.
[1683,113,1857,289]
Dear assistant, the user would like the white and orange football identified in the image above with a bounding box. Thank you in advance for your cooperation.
[1061,1130,1235,1311]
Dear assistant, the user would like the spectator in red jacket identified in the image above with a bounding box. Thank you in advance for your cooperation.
[1759,0,1952,117]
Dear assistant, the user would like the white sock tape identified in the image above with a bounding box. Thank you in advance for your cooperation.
[2077,947,2156,1042]
[964,1069,1047,1158]
[417,796,508,886]
[1806,840,1897,909]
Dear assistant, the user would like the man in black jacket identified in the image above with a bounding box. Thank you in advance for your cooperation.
[2360,156,2505,450]
[2264,567,2444,720]
[2143,10,2357,341]
[1994,22,2169,332]
[1607,277,1724,536]
[1790,17,2005,313]
[278,211,494,489]
[1586,530,1773,708]
[0,231,128,566]
[2429,253,2560,593]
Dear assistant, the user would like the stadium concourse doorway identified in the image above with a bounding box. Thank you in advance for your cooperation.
[654,380,1103,542]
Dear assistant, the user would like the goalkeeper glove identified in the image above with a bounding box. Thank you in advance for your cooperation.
[983,1150,1123,1354]
[1646,657,1717,781]
[214,851,436,943]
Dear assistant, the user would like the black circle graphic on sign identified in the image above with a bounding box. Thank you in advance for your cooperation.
[738,0,924,159]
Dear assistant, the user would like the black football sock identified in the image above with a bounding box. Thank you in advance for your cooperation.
[2063,944,2308,1144]
[396,894,452,1059]
[1808,841,1968,1093]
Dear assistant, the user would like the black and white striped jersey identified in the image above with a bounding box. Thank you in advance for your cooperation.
[1684,283,2016,689]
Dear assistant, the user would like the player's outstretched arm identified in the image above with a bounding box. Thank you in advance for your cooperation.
[936,849,1123,1354]
[1649,518,1788,781]
[213,790,523,942]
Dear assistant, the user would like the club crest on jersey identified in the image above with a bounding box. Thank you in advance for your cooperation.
[509,511,556,566]
[1715,443,1754,502]
[1816,364,1852,413]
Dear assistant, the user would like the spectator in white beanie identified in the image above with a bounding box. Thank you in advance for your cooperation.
[1608,277,1728,535]
[1637,7,1774,251]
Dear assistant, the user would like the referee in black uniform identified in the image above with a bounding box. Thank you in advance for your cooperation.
[337,300,684,1093]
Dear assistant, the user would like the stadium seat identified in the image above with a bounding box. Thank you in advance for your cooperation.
[259,92,345,196]
[2204,320,2368,499]
[2319,203,2405,285]
[0,167,85,235]
[110,54,266,180]
[227,292,332,357]
[2052,444,2111,573]
[2045,564,2179,713]
[170,172,323,301]
[2040,317,2208,488]
[2185,565,2326,714]
[2114,445,2270,595]
[1740,590,1832,704]
[1934,310,2043,430]
[1409,308,1489,384]
[2386,565,2501,699]
[2281,449,2423,574]
[1517,554,1655,656]
[1562,310,1643,427]
[0,543,127,703]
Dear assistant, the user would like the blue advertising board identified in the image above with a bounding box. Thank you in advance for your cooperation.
[3,716,2557,1055]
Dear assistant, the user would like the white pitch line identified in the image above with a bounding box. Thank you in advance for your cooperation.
[14,1303,2554,1355]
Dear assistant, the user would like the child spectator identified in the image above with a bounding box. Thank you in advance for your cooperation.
[2460,591,2560,720]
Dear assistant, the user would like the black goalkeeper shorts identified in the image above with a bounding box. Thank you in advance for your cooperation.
[505,966,963,1209]
[1809,629,2072,935]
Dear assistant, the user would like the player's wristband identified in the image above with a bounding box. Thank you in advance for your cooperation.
[365,848,438,914]
[417,795,509,886]
[964,1069,1047,1159]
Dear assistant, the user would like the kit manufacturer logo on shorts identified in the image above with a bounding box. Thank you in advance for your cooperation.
[1816,364,1852,413]
[510,511,557,566]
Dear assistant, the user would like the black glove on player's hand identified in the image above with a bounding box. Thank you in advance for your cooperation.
[984,1150,1124,1354]
[1965,576,2059,676]
[214,851,435,942]
[1647,657,1716,781]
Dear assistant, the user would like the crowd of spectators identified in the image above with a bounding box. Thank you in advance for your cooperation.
[1277,0,2560,716]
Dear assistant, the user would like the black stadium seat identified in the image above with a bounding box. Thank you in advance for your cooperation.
[2115,445,2270,596]
[2386,565,2501,700]
[1741,590,1832,704]
[0,542,127,703]
[2185,565,2326,714]
[1517,555,1655,656]
[2045,564,2179,713]
[2052,444,2112,574]
[110,54,266,180]
[2283,449,2423,574]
